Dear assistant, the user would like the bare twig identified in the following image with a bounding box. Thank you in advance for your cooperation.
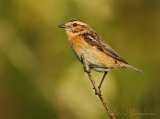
[87,72,116,119]
[81,54,116,119]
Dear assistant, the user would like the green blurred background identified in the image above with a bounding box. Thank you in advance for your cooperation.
[0,0,160,119]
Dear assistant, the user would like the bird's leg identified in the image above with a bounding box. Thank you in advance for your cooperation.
[82,57,90,73]
[81,54,101,95]
[98,72,108,94]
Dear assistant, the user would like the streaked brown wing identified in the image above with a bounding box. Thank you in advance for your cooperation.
[82,32,128,64]
[102,46,128,64]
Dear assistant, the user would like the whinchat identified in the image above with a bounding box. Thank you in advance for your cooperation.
[59,19,142,95]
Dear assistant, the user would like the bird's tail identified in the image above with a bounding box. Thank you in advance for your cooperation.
[124,64,143,73]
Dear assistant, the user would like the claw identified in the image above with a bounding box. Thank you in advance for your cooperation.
[94,88,102,96]
[84,66,90,73]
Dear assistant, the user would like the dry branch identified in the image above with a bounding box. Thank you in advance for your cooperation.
[86,72,116,119]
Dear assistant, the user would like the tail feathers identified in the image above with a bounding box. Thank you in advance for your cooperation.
[125,64,143,73]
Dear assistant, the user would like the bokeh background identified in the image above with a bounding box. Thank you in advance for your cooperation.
[0,0,160,119]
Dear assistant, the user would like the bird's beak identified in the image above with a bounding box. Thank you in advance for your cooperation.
[58,24,66,28]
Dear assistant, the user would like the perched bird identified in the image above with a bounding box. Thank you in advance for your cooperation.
[59,19,142,94]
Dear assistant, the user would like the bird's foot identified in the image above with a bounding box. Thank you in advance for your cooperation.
[84,65,90,73]
[93,87,102,96]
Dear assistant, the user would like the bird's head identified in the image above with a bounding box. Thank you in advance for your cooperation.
[58,19,90,36]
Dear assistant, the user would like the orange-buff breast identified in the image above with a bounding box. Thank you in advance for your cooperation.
[69,35,89,55]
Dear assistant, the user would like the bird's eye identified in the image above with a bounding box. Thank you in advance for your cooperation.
[73,23,77,27]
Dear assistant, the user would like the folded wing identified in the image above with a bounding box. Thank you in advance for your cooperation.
[82,32,128,64]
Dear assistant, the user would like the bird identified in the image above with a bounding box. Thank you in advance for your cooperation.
[58,19,142,95]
